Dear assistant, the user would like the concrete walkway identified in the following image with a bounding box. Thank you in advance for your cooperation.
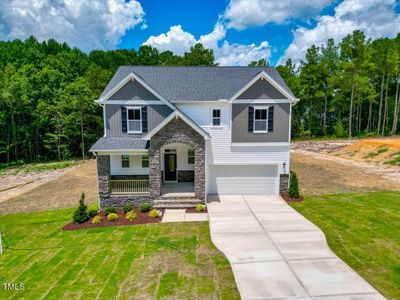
[161,209,208,222]
[207,195,385,300]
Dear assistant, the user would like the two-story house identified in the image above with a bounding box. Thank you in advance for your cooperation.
[90,66,299,209]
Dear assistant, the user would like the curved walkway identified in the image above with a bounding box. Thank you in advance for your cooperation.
[207,195,384,300]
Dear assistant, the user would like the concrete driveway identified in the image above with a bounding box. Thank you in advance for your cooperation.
[207,195,384,300]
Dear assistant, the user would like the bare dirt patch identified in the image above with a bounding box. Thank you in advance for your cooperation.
[291,151,400,195]
[0,159,97,214]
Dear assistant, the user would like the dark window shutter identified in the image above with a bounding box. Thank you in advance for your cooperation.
[268,106,274,132]
[121,106,127,133]
[248,106,254,132]
[142,107,148,132]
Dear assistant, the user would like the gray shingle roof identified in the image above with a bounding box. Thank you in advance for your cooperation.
[90,137,149,151]
[100,66,294,102]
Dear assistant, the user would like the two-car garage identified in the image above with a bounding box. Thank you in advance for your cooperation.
[207,165,279,195]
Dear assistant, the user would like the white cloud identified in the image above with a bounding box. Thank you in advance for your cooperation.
[224,0,333,30]
[0,0,145,51]
[279,0,400,64]
[143,23,270,65]
[215,41,271,66]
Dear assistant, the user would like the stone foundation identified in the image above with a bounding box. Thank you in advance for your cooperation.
[100,195,152,210]
[178,170,194,182]
[279,174,289,195]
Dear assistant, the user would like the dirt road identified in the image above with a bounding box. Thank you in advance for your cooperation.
[0,160,97,215]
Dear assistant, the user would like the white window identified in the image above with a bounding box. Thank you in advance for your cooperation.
[188,149,195,164]
[212,109,221,126]
[254,107,268,133]
[127,107,142,133]
[121,155,130,168]
[141,155,149,168]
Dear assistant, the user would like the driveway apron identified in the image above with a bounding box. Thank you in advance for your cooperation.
[207,195,385,300]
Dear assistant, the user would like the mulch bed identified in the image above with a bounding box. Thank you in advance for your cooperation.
[186,207,208,213]
[281,193,304,202]
[63,207,164,231]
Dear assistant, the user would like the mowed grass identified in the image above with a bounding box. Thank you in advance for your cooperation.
[290,192,400,299]
[0,209,239,300]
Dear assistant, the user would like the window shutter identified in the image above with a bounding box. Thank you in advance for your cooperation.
[142,107,148,132]
[248,106,254,132]
[121,106,127,133]
[268,106,274,132]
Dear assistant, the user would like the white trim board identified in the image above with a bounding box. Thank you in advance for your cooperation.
[96,72,176,110]
[143,111,210,140]
[101,100,165,105]
[233,99,291,104]
[92,150,148,155]
[229,71,300,103]
[230,142,290,147]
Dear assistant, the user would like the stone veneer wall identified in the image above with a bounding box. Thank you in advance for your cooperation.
[150,117,205,199]
[96,155,151,209]
[279,174,289,195]
[178,170,194,182]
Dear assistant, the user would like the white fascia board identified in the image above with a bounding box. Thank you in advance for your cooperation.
[97,73,176,111]
[229,71,297,103]
[230,142,290,147]
[234,99,291,104]
[143,111,210,140]
[100,100,165,105]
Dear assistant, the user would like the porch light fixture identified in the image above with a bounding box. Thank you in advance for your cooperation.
[282,162,286,174]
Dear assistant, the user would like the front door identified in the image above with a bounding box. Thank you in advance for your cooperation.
[164,153,177,181]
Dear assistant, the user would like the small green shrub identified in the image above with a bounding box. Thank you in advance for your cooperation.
[196,204,205,212]
[333,120,346,138]
[105,206,116,216]
[140,203,151,212]
[107,213,119,221]
[92,215,102,224]
[288,171,300,198]
[148,209,160,218]
[73,193,89,224]
[123,205,133,214]
[377,148,388,154]
[88,209,98,218]
[126,211,137,221]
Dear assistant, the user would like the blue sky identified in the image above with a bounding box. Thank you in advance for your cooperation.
[0,0,399,66]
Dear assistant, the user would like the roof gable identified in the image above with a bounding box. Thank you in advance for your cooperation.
[237,78,287,99]
[99,67,296,103]
[108,79,159,101]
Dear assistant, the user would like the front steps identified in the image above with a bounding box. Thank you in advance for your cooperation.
[153,197,204,209]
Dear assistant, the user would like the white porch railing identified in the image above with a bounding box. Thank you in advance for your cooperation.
[110,180,149,195]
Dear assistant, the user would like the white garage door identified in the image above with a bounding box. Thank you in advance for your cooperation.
[208,165,279,195]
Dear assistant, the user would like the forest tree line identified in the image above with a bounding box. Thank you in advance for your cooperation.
[0,30,399,164]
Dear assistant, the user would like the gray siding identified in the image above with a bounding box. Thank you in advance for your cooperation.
[231,103,290,143]
[109,80,159,100]
[105,104,173,137]
[238,79,287,99]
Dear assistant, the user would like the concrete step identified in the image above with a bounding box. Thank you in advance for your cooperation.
[160,194,196,199]
[153,198,204,209]
[154,203,201,209]
[154,199,202,204]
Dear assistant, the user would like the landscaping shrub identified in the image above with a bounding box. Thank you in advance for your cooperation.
[92,215,102,224]
[123,205,133,214]
[196,204,205,212]
[88,209,98,218]
[105,206,116,216]
[148,209,160,218]
[125,211,137,221]
[140,203,151,212]
[107,213,119,221]
[73,193,89,224]
[288,171,300,198]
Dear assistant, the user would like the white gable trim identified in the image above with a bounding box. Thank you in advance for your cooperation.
[229,71,299,103]
[97,73,176,110]
[143,111,210,140]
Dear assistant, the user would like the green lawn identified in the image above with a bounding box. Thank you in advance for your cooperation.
[0,209,239,300]
[290,192,400,299]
